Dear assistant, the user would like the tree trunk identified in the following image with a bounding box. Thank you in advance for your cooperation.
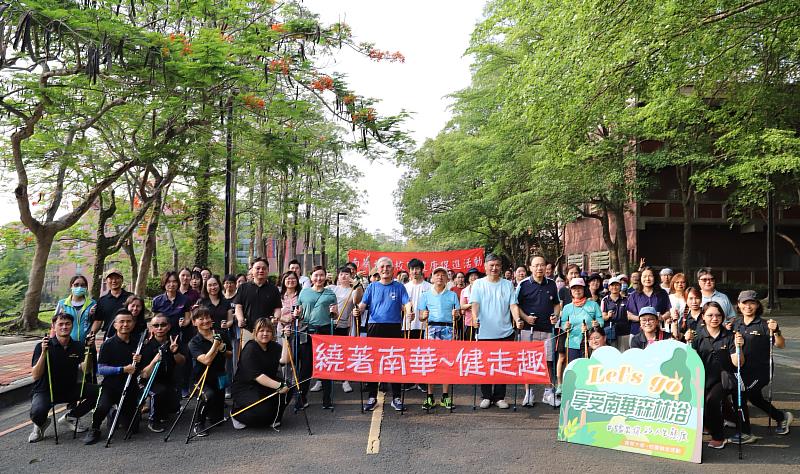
[135,191,164,295]
[165,222,179,273]
[290,199,299,263]
[676,165,695,274]
[596,206,620,272]
[19,230,56,330]
[611,205,629,273]
[122,237,138,285]
[193,151,212,268]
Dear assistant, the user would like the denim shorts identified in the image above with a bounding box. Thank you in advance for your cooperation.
[428,325,453,341]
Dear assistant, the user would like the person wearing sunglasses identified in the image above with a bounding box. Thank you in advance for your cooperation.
[696,268,735,320]
[138,313,187,433]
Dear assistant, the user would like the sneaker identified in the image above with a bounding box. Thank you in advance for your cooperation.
[309,380,323,392]
[363,397,378,411]
[192,422,208,438]
[728,433,758,444]
[57,414,76,432]
[28,419,50,443]
[707,439,726,449]
[342,381,353,393]
[295,396,310,411]
[391,398,405,412]
[82,428,101,445]
[415,384,426,393]
[322,400,334,410]
[230,416,246,430]
[527,389,536,407]
[776,411,793,435]
[147,420,165,433]
[496,399,510,409]
[422,395,435,410]
[440,395,454,409]
[479,398,492,409]
[225,390,232,400]
[522,391,530,407]
[542,390,561,407]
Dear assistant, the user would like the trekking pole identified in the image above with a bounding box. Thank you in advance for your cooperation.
[164,365,208,442]
[551,326,558,410]
[400,313,410,415]
[190,377,314,438]
[106,331,147,447]
[288,323,313,435]
[471,325,477,410]
[45,336,59,445]
[356,315,364,414]
[768,329,774,429]
[450,304,457,413]
[124,353,162,440]
[736,336,743,460]
[185,361,212,444]
[513,328,520,412]
[582,322,589,358]
[74,338,93,438]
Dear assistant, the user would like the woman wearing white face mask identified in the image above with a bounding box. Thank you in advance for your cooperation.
[54,275,97,345]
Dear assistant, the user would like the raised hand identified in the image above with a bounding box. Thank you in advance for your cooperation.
[169,335,179,354]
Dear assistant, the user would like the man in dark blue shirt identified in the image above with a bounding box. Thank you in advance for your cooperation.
[512,255,561,407]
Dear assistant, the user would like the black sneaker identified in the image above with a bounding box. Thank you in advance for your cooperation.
[322,399,334,410]
[192,422,208,438]
[82,428,101,445]
[422,395,435,410]
[147,420,165,433]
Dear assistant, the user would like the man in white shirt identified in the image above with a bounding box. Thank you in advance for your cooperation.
[696,267,735,320]
[288,259,311,289]
[404,258,432,392]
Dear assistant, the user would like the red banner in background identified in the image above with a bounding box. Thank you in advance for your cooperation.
[311,335,550,385]
[347,248,485,277]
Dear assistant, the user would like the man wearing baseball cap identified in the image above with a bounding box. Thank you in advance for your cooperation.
[91,268,132,338]
[659,268,673,291]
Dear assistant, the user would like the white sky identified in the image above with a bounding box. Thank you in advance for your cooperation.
[0,1,486,235]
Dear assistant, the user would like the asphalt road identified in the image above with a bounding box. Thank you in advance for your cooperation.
[1,318,798,473]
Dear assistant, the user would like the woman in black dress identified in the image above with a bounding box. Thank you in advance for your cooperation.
[230,318,290,430]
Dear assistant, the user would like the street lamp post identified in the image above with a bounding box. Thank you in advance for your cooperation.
[336,212,348,270]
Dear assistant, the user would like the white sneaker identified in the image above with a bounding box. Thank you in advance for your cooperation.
[342,381,353,393]
[309,380,323,392]
[230,415,246,430]
[479,398,492,409]
[542,389,561,407]
[57,414,88,433]
[522,391,530,407]
[527,389,536,406]
[28,419,50,443]
[496,399,510,409]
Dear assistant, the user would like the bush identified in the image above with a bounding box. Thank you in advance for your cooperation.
[145,277,163,298]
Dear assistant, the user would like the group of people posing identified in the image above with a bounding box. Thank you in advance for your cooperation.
[27,254,792,454]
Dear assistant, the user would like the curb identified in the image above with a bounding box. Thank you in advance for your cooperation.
[0,377,32,410]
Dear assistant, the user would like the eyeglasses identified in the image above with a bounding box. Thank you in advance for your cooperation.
[640,318,658,323]
[705,314,723,320]
[151,323,169,328]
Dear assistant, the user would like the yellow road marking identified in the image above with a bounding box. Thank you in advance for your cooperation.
[366,391,385,454]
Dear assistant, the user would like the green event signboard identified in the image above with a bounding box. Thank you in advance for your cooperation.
[558,340,705,463]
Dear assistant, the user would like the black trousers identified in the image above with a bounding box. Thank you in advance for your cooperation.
[366,323,402,400]
[148,382,180,422]
[737,379,785,433]
[480,333,516,401]
[233,388,289,427]
[29,384,99,427]
[704,382,727,441]
[302,325,333,405]
[91,383,141,431]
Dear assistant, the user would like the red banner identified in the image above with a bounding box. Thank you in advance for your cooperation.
[311,335,550,385]
[347,248,485,277]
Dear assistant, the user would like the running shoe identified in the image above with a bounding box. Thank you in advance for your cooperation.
[777,411,793,435]
[422,395,436,410]
[440,395,454,409]
[363,397,378,411]
[391,398,405,411]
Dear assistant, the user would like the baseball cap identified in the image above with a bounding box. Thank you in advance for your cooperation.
[660,268,673,276]
[104,268,123,279]
[737,290,759,303]
[569,277,586,288]
[638,306,659,318]
[432,266,449,275]
[608,276,622,285]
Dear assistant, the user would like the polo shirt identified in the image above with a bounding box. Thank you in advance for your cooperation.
[189,332,231,383]
[701,290,736,320]
[731,316,770,384]
[31,337,83,400]
[626,288,671,335]
[560,301,603,350]
[98,334,143,391]
[630,330,672,349]
[152,292,190,336]
[514,276,560,332]
[92,289,133,334]
[361,280,409,324]
[418,287,460,324]
[232,281,282,331]
[691,326,736,390]
[404,280,432,331]
[601,294,630,336]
